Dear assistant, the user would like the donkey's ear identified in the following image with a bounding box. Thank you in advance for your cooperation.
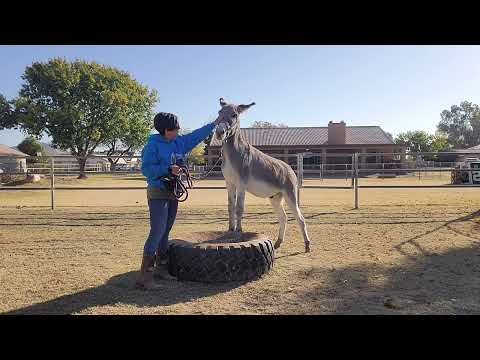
[237,102,256,113]
[219,98,228,107]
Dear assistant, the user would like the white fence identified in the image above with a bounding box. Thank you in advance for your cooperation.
[1,152,479,209]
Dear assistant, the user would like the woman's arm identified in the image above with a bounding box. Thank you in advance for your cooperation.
[177,122,216,154]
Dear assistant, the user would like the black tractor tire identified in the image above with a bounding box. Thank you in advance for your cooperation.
[168,231,275,283]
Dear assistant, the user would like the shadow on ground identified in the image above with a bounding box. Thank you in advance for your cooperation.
[3,272,245,315]
[294,210,480,314]
[297,245,480,314]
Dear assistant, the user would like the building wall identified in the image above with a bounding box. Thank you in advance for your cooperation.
[0,157,27,173]
[206,144,405,169]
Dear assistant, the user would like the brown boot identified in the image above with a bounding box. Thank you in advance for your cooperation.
[135,255,161,290]
[154,265,177,281]
[154,250,168,267]
[154,252,176,281]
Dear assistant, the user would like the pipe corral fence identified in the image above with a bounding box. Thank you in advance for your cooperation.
[1,151,479,210]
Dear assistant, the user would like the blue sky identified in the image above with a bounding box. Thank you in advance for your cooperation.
[1,45,479,146]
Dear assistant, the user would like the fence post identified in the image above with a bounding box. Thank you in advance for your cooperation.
[50,157,55,210]
[354,153,358,209]
[351,154,355,189]
[297,153,303,205]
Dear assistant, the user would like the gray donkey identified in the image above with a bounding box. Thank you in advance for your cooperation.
[214,98,311,252]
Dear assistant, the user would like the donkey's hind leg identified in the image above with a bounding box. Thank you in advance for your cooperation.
[269,193,287,250]
[283,187,311,253]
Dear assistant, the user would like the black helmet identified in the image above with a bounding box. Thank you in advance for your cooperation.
[154,112,180,135]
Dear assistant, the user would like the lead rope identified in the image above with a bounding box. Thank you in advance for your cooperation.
[168,148,223,201]
[190,151,223,181]
[171,166,193,202]
[171,155,221,202]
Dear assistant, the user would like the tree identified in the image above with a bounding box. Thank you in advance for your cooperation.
[10,58,158,178]
[430,132,451,153]
[104,106,153,171]
[0,94,15,130]
[394,130,433,153]
[251,121,288,128]
[17,136,46,164]
[187,143,206,165]
[17,136,44,156]
[395,130,452,161]
[438,101,480,149]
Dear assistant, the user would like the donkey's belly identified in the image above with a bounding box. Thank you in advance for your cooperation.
[245,178,279,198]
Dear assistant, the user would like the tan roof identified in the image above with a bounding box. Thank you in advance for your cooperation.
[0,144,29,157]
[209,126,394,147]
[455,145,480,153]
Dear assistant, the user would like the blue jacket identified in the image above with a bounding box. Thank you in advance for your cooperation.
[141,122,215,189]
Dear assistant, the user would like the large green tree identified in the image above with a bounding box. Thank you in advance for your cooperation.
[10,58,158,178]
[394,130,433,153]
[395,130,452,161]
[438,101,480,149]
[103,102,153,171]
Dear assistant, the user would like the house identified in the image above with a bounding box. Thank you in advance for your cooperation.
[206,121,406,170]
[0,144,28,173]
[40,143,110,172]
[93,150,139,170]
[453,145,480,162]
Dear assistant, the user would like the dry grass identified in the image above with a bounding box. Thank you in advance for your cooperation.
[1,176,480,314]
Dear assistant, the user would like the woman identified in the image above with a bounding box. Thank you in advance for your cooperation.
[136,112,219,290]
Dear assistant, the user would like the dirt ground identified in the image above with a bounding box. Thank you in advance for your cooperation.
[1,175,480,314]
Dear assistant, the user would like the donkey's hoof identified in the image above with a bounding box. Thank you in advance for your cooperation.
[274,240,282,249]
[305,244,311,253]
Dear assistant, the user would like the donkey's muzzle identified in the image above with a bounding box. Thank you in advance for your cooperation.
[215,123,227,140]
[215,130,225,141]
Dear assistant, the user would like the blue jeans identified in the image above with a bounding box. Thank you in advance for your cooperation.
[143,199,178,257]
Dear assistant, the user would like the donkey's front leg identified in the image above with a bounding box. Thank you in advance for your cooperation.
[226,181,237,232]
[235,188,246,232]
